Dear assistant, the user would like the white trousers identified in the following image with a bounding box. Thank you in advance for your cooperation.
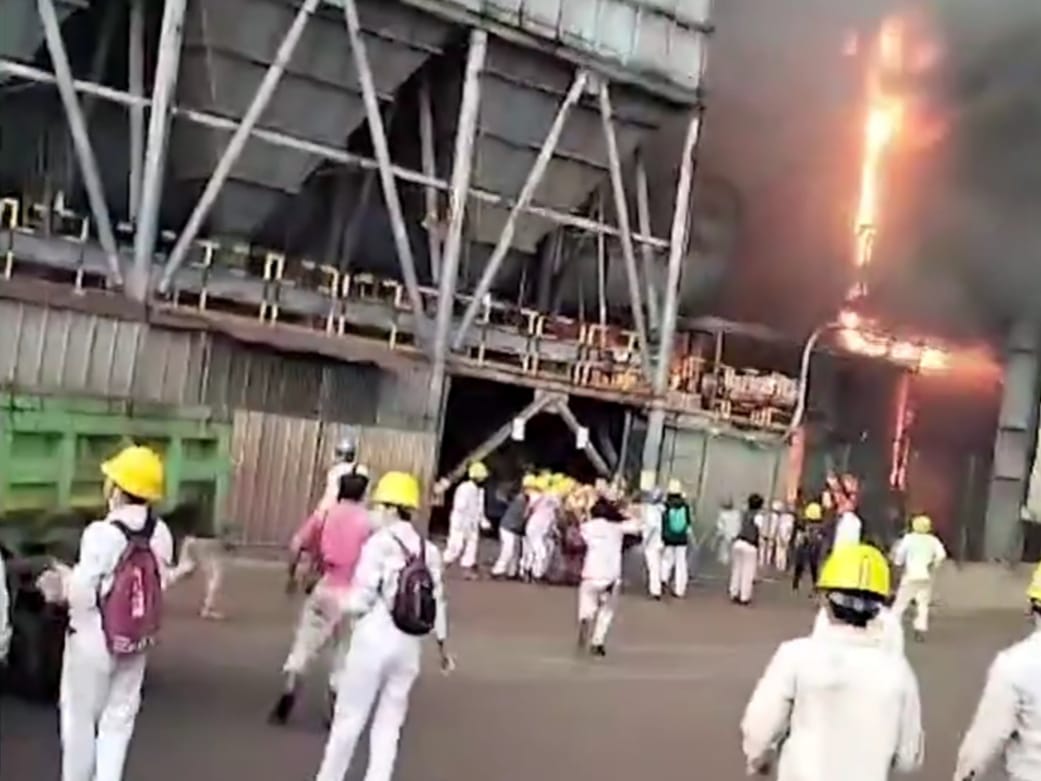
[773,534,792,572]
[314,611,421,781]
[443,523,479,569]
[167,536,225,616]
[283,581,352,690]
[893,578,933,633]
[644,545,663,597]
[60,626,147,781]
[492,529,522,577]
[758,536,774,568]
[522,528,549,579]
[729,540,758,602]
[578,578,620,646]
[662,545,689,598]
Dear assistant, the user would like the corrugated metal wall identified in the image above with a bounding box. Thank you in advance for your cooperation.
[226,410,436,546]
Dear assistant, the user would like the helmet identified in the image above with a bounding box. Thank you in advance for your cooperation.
[804,502,823,522]
[771,499,785,512]
[667,478,684,496]
[335,435,357,461]
[372,471,421,510]
[911,514,932,534]
[102,446,165,502]
[817,544,891,599]
[468,462,489,481]
[1027,562,1041,603]
[522,474,538,489]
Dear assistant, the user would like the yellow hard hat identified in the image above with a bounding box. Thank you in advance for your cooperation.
[522,474,538,489]
[817,544,891,598]
[667,478,683,496]
[1027,562,1041,603]
[468,461,489,481]
[101,445,164,502]
[372,471,421,510]
[911,514,932,534]
[804,502,823,522]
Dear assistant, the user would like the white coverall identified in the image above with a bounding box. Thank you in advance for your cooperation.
[444,479,484,570]
[742,623,924,781]
[661,544,690,599]
[0,552,10,662]
[59,505,174,781]
[523,495,557,580]
[955,627,1041,781]
[759,511,778,568]
[891,532,947,634]
[834,512,863,548]
[167,535,225,618]
[716,508,742,566]
[812,606,906,656]
[729,513,763,603]
[774,511,795,572]
[579,517,642,647]
[314,520,448,781]
[642,502,665,598]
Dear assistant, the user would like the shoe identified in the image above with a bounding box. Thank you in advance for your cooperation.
[268,692,296,725]
[651,594,663,601]
[590,645,607,657]
[913,630,926,643]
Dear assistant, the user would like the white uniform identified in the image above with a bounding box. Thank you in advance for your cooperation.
[716,508,741,565]
[774,511,795,571]
[812,606,905,656]
[167,535,226,618]
[444,479,483,570]
[834,512,863,548]
[955,628,1041,781]
[0,552,10,662]
[315,521,447,781]
[891,532,947,634]
[60,505,174,781]
[641,503,665,598]
[759,511,779,568]
[742,623,923,781]
[523,495,557,580]
[579,517,641,647]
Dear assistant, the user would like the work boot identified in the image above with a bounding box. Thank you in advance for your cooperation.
[913,630,926,643]
[269,691,296,725]
[590,645,607,658]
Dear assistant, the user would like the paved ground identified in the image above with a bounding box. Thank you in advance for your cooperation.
[1,565,1027,781]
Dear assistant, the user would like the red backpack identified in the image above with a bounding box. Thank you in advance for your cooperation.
[100,516,164,656]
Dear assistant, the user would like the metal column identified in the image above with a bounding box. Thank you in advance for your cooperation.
[159,0,320,294]
[37,0,123,286]
[428,29,487,421]
[635,154,659,330]
[128,0,145,220]
[419,74,442,284]
[132,0,187,300]
[453,69,589,351]
[642,111,702,476]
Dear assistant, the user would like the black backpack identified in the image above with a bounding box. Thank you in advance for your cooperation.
[737,511,760,547]
[390,535,437,636]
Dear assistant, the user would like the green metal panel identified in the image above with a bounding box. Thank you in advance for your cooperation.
[0,393,231,534]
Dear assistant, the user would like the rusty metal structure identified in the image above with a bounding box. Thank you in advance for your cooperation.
[0,0,810,519]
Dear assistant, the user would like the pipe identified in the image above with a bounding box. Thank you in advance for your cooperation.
[453,69,589,351]
[132,0,187,300]
[37,0,123,287]
[784,322,834,442]
[418,74,442,284]
[0,60,672,252]
[635,153,659,330]
[428,29,486,422]
[342,0,428,339]
[598,81,651,378]
[128,0,145,220]
[159,0,320,295]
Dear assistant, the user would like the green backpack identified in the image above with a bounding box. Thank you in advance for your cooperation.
[662,504,691,546]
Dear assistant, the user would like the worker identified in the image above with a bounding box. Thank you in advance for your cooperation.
[38,445,174,781]
[271,467,373,726]
[491,475,532,579]
[443,461,489,578]
[312,471,453,781]
[742,544,924,781]
[715,498,741,566]
[660,479,693,598]
[642,487,665,599]
[773,501,795,572]
[792,502,825,593]
[577,490,642,657]
[317,435,364,514]
[729,494,764,605]
[890,514,947,642]
[954,561,1041,781]
[834,509,864,548]
[523,475,557,581]
[759,500,779,569]
[166,531,231,620]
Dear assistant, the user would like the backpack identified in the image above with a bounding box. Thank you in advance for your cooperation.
[390,534,437,637]
[737,511,760,547]
[662,504,691,546]
[100,516,163,657]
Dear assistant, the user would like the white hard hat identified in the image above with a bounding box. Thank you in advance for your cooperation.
[335,435,358,460]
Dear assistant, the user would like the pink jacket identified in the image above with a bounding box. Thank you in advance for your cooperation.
[291,501,373,588]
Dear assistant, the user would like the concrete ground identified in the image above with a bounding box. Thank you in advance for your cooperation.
[0,565,1027,781]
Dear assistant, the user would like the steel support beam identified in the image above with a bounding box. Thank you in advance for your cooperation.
[419,74,442,285]
[453,69,589,351]
[128,0,145,220]
[556,402,611,476]
[342,0,429,340]
[598,81,651,376]
[159,0,320,295]
[428,29,486,421]
[132,0,187,300]
[643,111,702,475]
[635,153,659,331]
[0,60,671,254]
[37,0,122,287]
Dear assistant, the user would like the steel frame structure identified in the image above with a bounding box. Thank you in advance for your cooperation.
[2,0,705,481]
